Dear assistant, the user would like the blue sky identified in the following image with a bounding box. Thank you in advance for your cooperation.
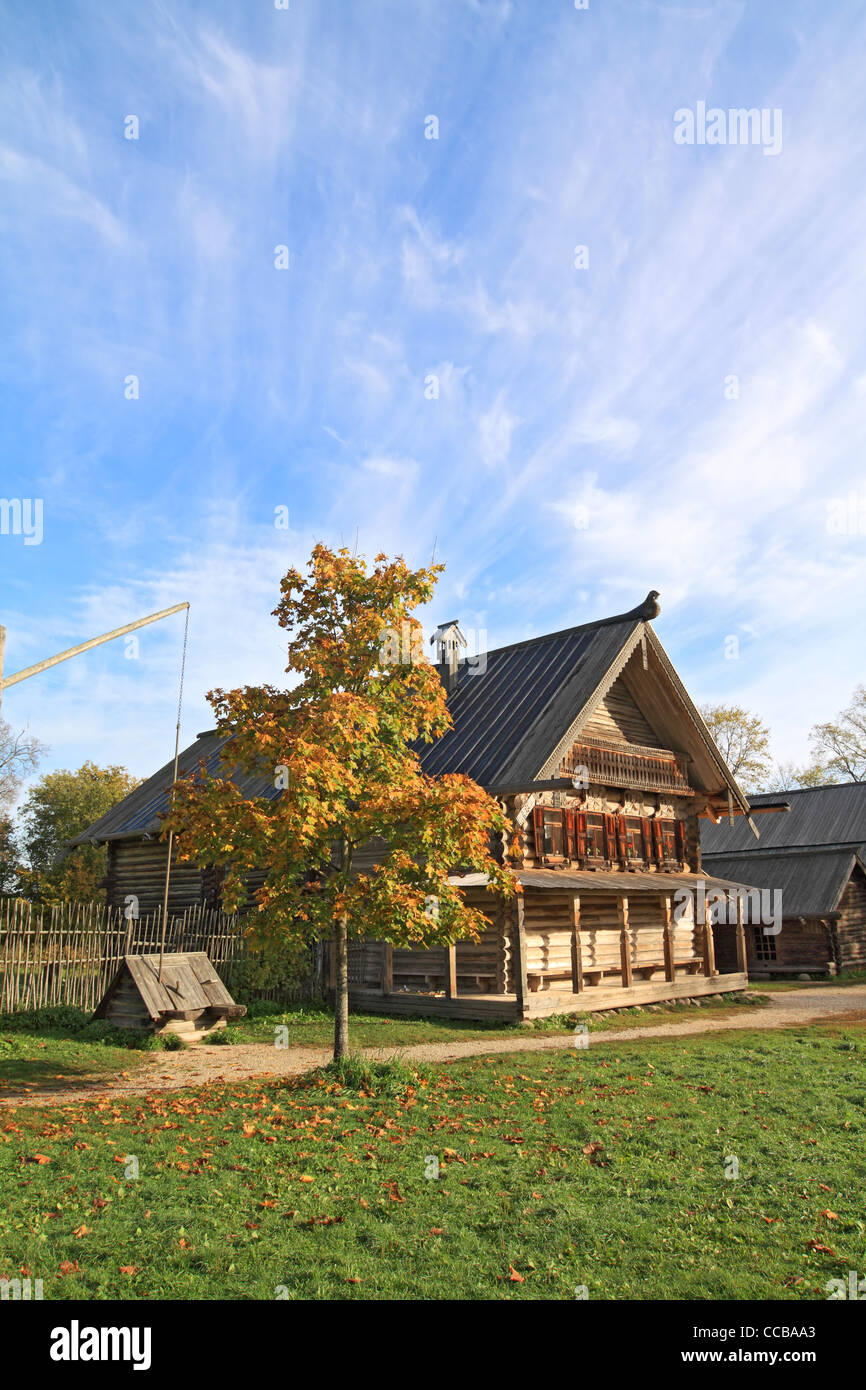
[1,0,865,787]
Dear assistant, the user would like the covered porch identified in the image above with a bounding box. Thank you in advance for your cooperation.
[344,868,751,1021]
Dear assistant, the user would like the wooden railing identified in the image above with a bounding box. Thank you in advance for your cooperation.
[560,737,692,794]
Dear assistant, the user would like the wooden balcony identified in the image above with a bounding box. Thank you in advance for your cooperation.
[559,736,693,795]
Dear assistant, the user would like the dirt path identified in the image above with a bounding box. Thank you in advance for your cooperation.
[4,984,866,1109]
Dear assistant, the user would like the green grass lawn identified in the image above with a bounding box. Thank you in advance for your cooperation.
[1,1023,864,1301]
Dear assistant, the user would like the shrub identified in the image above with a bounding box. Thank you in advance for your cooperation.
[225,936,317,1006]
[316,1053,433,1096]
[203,1024,244,1045]
[0,1005,90,1034]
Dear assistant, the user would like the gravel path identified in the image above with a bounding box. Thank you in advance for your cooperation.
[3,984,865,1109]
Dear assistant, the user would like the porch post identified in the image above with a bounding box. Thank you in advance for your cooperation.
[511,893,528,1012]
[618,895,632,989]
[443,944,457,998]
[735,897,748,974]
[661,894,675,982]
[570,895,583,993]
[701,902,717,977]
[382,942,393,994]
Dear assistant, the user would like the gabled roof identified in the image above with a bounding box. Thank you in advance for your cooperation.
[74,600,750,846]
[698,846,866,919]
[702,782,866,857]
[418,616,748,807]
[417,616,644,785]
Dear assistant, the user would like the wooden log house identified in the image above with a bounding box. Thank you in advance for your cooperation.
[69,734,275,916]
[340,594,757,1019]
[74,592,761,1020]
[702,783,866,977]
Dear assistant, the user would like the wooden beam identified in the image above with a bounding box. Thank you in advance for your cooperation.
[701,912,717,978]
[735,897,748,974]
[661,894,675,982]
[511,893,528,1012]
[618,895,632,988]
[443,944,457,999]
[570,895,583,993]
[382,942,393,994]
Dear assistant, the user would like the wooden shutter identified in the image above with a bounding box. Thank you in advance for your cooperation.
[575,810,588,859]
[641,817,653,863]
[564,810,576,860]
[675,819,687,863]
[533,806,544,858]
[651,819,664,865]
[616,813,628,861]
[603,813,618,861]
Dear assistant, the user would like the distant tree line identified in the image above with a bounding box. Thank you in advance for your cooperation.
[0,717,139,902]
[700,683,866,795]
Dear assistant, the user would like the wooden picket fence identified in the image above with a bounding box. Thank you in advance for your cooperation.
[0,897,318,1014]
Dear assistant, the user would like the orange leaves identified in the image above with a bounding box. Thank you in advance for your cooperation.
[58,1261,80,1276]
[73,1224,89,1238]
[160,543,514,976]
[27,1153,51,1164]
[119,1265,139,1276]
[508,1266,524,1283]
[806,1240,836,1256]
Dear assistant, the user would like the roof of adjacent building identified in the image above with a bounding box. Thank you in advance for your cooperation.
[69,730,280,845]
[701,782,866,856]
[698,846,866,920]
[74,599,748,845]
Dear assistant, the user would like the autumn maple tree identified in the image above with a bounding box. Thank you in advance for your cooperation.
[165,544,514,1058]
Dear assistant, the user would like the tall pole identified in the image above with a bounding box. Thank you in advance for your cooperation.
[157,605,190,982]
[0,601,190,974]
[0,602,190,714]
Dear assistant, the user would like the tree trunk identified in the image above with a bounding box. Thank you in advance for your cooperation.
[333,913,349,1060]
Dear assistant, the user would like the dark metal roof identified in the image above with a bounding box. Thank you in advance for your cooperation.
[69,730,279,845]
[75,603,746,846]
[701,782,866,856]
[417,617,642,785]
[700,846,864,919]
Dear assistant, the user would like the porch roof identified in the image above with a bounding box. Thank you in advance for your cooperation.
[449,868,759,897]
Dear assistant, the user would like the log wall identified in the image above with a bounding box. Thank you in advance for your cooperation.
[837,867,866,970]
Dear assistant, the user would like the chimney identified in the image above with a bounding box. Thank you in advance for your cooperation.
[430,620,467,694]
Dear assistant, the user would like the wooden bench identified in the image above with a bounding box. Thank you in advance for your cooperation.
[632,958,704,980]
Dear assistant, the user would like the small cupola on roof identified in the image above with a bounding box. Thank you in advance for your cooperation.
[430,619,467,693]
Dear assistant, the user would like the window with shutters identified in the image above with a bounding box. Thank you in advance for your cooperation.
[542,809,564,856]
[624,816,643,859]
[586,814,605,857]
[661,820,678,861]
